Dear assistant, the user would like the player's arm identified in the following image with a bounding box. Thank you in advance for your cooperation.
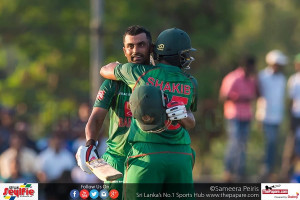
[166,101,195,130]
[182,75,198,129]
[166,75,198,130]
[86,80,117,141]
[100,62,119,80]
[101,62,153,89]
[76,80,117,173]
[85,107,108,142]
[178,110,195,130]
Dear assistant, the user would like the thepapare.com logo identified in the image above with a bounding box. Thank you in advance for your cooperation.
[1,183,38,200]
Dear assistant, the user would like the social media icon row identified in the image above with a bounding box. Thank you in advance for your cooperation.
[70,188,119,199]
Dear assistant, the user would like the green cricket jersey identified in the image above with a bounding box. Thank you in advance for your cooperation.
[94,79,132,157]
[114,63,198,145]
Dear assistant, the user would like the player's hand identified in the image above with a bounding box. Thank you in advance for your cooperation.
[166,101,187,121]
[75,140,100,174]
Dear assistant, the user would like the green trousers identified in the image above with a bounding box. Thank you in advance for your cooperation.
[123,143,195,200]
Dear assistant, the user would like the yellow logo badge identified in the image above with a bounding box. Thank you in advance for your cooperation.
[157,44,164,51]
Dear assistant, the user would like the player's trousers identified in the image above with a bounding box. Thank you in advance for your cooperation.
[102,151,125,198]
[123,142,195,200]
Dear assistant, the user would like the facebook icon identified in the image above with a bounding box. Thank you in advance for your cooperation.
[70,189,79,199]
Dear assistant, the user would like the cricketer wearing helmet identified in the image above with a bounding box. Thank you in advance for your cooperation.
[76,25,153,196]
[100,28,198,199]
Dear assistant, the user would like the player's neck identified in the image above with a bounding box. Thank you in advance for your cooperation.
[159,60,170,65]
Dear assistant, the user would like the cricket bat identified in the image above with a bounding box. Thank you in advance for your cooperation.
[86,158,123,181]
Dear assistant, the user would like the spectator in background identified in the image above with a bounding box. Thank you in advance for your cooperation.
[55,117,73,151]
[0,107,15,154]
[14,120,39,153]
[72,102,90,138]
[256,50,288,181]
[4,152,37,183]
[0,130,38,181]
[36,130,75,183]
[71,120,107,156]
[219,55,258,182]
[288,53,300,182]
[68,102,91,151]
[36,118,72,152]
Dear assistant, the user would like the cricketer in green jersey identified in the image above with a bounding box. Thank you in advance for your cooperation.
[76,25,153,197]
[100,28,198,199]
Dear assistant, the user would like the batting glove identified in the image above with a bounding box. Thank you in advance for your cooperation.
[76,139,100,174]
[166,101,187,121]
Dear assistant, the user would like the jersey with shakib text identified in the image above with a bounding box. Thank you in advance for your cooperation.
[94,79,132,157]
[114,63,198,145]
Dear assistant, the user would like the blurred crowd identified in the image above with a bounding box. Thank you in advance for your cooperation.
[0,103,107,183]
[219,50,300,183]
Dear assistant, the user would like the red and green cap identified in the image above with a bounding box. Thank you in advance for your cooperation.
[129,85,167,132]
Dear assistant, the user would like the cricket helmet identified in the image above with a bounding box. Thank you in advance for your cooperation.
[154,28,196,69]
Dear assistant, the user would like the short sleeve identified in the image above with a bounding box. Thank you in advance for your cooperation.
[114,63,153,88]
[226,79,239,100]
[93,79,118,109]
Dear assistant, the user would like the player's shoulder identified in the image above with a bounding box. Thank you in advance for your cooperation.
[121,63,153,71]
[183,72,198,85]
[100,79,129,97]
[120,63,136,68]
[101,79,119,88]
[184,73,197,81]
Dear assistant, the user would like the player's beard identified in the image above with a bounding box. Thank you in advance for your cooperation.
[131,53,145,64]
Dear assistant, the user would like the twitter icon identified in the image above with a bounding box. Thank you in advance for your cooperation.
[90,189,99,199]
